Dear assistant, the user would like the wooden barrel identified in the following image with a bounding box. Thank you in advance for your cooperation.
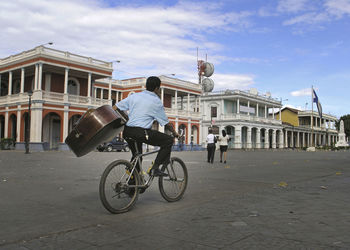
[65,105,127,157]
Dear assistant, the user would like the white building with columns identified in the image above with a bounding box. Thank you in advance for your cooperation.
[201,89,284,149]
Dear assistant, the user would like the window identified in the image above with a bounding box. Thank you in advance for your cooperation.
[211,106,217,118]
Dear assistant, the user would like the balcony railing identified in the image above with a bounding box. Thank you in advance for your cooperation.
[164,107,201,119]
[0,91,110,107]
[220,113,282,125]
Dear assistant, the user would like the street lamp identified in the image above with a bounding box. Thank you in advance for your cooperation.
[25,90,33,154]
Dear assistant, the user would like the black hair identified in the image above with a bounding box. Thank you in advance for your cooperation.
[208,128,213,133]
[146,76,161,91]
[222,130,226,137]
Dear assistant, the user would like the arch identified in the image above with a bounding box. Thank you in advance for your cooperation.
[241,126,248,149]
[42,112,61,150]
[268,129,274,148]
[68,77,80,95]
[225,125,235,148]
[260,128,266,148]
[191,125,198,145]
[251,127,258,148]
[0,115,5,138]
[9,114,17,140]
[276,130,282,148]
[68,114,82,134]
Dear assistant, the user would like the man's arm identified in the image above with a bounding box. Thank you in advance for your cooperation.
[164,123,179,138]
[112,105,129,122]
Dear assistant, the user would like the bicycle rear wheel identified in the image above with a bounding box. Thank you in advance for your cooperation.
[158,157,188,202]
[99,160,140,214]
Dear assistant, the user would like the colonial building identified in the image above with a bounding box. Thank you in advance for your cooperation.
[201,89,284,149]
[0,46,113,151]
[276,107,338,148]
[0,46,202,151]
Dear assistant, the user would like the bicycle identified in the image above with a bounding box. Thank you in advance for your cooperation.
[99,135,188,214]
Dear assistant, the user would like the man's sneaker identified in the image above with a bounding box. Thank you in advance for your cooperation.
[149,168,168,177]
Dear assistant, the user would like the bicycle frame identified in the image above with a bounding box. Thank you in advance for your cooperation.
[126,142,160,189]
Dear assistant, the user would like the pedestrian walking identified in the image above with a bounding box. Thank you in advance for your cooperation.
[206,128,216,163]
[218,130,230,163]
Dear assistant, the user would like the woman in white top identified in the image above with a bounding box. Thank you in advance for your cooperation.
[218,130,229,163]
[206,128,216,163]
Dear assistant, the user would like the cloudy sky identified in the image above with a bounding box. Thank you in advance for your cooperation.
[1,0,349,117]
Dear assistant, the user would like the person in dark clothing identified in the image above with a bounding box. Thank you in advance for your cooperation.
[206,128,216,163]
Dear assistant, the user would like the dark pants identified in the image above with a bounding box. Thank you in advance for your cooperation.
[123,126,174,171]
[207,143,215,163]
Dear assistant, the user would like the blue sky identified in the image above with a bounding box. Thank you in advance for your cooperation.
[1,0,349,117]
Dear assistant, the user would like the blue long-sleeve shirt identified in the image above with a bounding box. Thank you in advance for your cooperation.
[116,90,169,129]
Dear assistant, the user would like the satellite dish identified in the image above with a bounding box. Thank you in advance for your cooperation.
[204,62,214,77]
[202,77,214,92]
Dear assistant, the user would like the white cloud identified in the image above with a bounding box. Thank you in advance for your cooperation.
[290,88,312,97]
[211,73,255,90]
[325,0,350,17]
[0,0,256,84]
[277,0,310,13]
[283,12,330,25]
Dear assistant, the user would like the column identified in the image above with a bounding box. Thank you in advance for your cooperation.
[247,101,250,116]
[108,78,112,100]
[63,106,69,142]
[20,68,25,93]
[280,130,284,148]
[187,93,190,113]
[247,127,252,148]
[256,129,261,149]
[16,107,21,142]
[256,103,259,117]
[174,90,178,111]
[265,129,269,149]
[284,130,288,148]
[198,96,201,113]
[87,73,92,97]
[235,126,242,149]
[291,131,294,147]
[94,88,97,99]
[161,87,164,104]
[34,64,38,90]
[272,106,274,119]
[4,108,9,138]
[38,63,43,90]
[30,103,42,142]
[272,130,276,149]
[296,131,300,148]
[64,68,69,94]
[8,71,12,95]
[237,99,240,114]
[187,120,191,144]
[328,134,331,146]
[265,105,267,118]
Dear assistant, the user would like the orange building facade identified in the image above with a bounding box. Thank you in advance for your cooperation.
[0,46,202,151]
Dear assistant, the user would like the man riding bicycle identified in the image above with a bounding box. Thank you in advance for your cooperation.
[114,76,179,177]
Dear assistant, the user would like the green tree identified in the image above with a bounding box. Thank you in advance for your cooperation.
[336,114,350,138]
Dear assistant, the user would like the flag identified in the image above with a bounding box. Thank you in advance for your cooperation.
[312,89,322,118]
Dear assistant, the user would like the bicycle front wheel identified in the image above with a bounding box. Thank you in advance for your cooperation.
[99,160,140,214]
[158,157,188,202]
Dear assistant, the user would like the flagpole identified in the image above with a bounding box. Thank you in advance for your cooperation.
[311,85,314,147]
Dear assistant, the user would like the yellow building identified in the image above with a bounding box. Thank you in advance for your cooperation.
[275,107,338,148]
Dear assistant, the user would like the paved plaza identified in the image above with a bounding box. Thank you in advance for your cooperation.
[0,149,349,249]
